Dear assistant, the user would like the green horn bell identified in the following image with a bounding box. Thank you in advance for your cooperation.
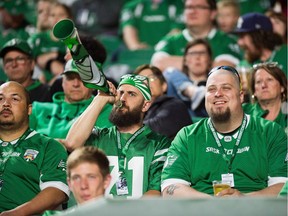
[53,19,75,40]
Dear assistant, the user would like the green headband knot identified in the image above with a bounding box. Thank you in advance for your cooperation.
[118,75,151,101]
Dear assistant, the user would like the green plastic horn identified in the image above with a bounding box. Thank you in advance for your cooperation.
[53,18,109,92]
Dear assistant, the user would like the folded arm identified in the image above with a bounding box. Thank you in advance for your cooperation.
[218,183,285,197]
[0,187,67,216]
[162,183,211,198]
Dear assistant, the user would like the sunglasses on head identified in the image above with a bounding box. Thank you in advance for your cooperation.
[208,66,241,82]
[252,62,278,70]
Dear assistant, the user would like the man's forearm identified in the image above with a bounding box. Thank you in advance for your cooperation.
[1,187,67,216]
[247,183,284,197]
[143,190,161,196]
[162,184,211,198]
[65,96,108,151]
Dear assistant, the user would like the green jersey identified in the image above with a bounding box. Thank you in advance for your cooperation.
[161,115,287,195]
[120,0,184,46]
[29,92,113,139]
[86,125,171,198]
[153,28,242,65]
[242,102,287,131]
[0,129,69,212]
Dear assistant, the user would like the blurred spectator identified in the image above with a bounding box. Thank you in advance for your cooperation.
[36,0,55,32]
[216,0,240,33]
[151,0,242,72]
[234,0,271,15]
[67,147,111,204]
[28,2,72,85]
[0,38,52,102]
[69,0,124,37]
[242,62,287,132]
[266,9,287,44]
[43,146,111,215]
[233,13,287,77]
[29,59,113,140]
[0,0,36,81]
[134,64,192,139]
[0,0,35,48]
[164,39,212,121]
[120,0,184,50]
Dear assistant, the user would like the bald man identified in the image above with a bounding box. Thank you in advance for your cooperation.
[0,81,69,215]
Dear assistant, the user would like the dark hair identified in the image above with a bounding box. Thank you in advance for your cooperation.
[207,0,217,10]
[184,0,217,10]
[24,87,31,106]
[79,34,107,64]
[134,64,166,85]
[182,38,212,76]
[249,30,283,51]
[251,64,287,102]
[266,10,287,43]
[51,2,73,20]
[67,146,110,178]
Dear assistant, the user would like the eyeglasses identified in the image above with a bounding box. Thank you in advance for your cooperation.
[185,5,211,10]
[252,62,278,70]
[3,56,30,67]
[146,74,158,82]
[186,51,208,57]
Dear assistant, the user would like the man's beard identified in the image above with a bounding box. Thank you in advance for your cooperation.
[109,102,143,127]
[244,47,261,63]
[210,107,231,123]
[0,121,14,128]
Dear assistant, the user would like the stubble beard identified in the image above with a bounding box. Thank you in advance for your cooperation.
[244,47,262,64]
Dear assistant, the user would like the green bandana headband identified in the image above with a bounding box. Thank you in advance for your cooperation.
[118,74,152,101]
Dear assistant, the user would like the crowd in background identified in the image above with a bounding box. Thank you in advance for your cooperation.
[0,0,287,215]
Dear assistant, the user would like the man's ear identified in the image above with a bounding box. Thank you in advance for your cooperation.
[162,82,168,93]
[104,174,112,190]
[239,90,245,103]
[142,100,152,112]
[67,178,72,190]
[28,104,32,115]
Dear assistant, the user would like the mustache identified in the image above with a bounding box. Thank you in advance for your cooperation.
[114,101,127,109]
[0,108,12,115]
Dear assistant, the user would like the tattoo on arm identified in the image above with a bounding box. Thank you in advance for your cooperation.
[166,184,179,195]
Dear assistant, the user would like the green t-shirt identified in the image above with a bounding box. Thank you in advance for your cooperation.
[29,93,113,139]
[154,28,242,65]
[242,102,287,131]
[86,125,171,198]
[161,115,287,195]
[120,0,184,46]
[0,129,69,212]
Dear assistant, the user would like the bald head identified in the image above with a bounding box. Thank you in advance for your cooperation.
[0,81,31,106]
[0,81,32,133]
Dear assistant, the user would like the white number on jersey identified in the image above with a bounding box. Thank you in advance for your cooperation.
[106,156,144,198]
